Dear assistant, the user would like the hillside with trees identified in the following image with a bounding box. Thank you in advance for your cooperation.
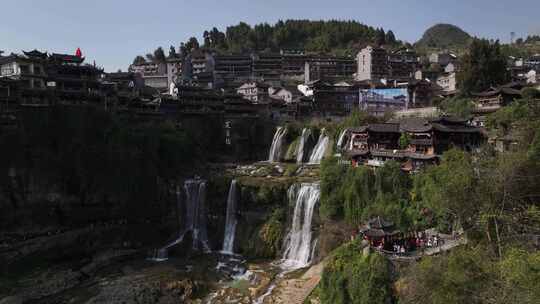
[317,88,540,303]
[200,20,400,54]
[416,23,472,50]
[133,19,403,64]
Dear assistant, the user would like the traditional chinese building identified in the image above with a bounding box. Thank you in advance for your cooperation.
[388,48,418,80]
[282,50,309,80]
[310,80,361,116]
[214,54,252,86]
[472,85,523,114]
[0,49,103,105]
[252,53,282,84]
[345,117,484,172]
[304,56,356,83]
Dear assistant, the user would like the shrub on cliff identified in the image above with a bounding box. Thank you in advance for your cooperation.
[241,207,286,259]
[397,245,540,304]
[320,157,417,230]
[320,241,392,304]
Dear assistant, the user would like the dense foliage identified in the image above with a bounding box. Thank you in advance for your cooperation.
[437,97,474,118]
[320,93,540,303]
[134,20,404,63]
[203,20,398,54]
[399,94,540,302]
[320,240,392,304]
[458,38,510,94]
[320,158,419,231]
[398,246,540,304]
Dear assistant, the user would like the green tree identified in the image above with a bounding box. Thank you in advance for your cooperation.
[320,241,392,304]
[168,46,177,59]
[132,55,146,65]
[399,133,411,149]
[458,38,510,95]
[438,97,474,118]
[413,149,476,232]
[185,37,200,51]
[385,30,397,44]
[153,47,166,63]
[376,28,386,46]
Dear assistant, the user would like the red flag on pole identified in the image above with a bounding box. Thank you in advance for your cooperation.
[75,48,82,58]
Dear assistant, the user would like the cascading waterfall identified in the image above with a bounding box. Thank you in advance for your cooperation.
[151,178,210,261]
[309,129,330,164]
[268,127,287,162]
[222,179,238,254]
[282,183,321,269]
[253,183,321,303]
[336,129,348,150]
[184,179,210,252]
[296,128,311,164]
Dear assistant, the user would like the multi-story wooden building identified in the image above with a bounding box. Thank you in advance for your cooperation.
[282,50,309,79]
[304,56,356,83]
[0,49,102,105]
[214,54,252,86]
[345,117,484,172]
[252,53,282,84]
[388,49,418,80]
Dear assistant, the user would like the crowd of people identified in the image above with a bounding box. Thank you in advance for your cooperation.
[359,230,446,255]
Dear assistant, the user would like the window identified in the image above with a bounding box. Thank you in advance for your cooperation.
[1,66,14,76]
[20,65,30,74]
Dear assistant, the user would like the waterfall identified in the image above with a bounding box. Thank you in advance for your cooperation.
[222,180,238,254]
[308,129,330,164]
[296,128,311,164]
[336,129,348,150]
[268,127,287,162]
[184,179,210,252]
[150,178,210,261]
[282,183,321,269]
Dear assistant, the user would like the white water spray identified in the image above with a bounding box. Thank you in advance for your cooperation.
[222,180,238,254]
[309,129,330,164]
[150,179,210,261]
[336,129,348,150]
[268,127,287,162]
[282,183,320,269]
[296,128,311,164]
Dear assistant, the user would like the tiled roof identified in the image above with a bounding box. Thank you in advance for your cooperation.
[432,123,482,133]
[368,217,394,229]
[349,126,368,133]
[389,117,433,132]
[368,123,400,133]
[473,87,522,97]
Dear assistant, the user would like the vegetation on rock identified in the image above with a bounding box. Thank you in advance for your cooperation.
[320,241,392,304]
[320,158,418,230]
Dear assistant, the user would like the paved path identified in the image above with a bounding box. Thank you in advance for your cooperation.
[262,262,324,304]
[384,237,467,261]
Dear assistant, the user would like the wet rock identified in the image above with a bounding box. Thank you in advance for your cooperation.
[0,296,22,304]
[8,269,82,302]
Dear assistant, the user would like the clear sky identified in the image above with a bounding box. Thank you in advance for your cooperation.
[1,0,539,72]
